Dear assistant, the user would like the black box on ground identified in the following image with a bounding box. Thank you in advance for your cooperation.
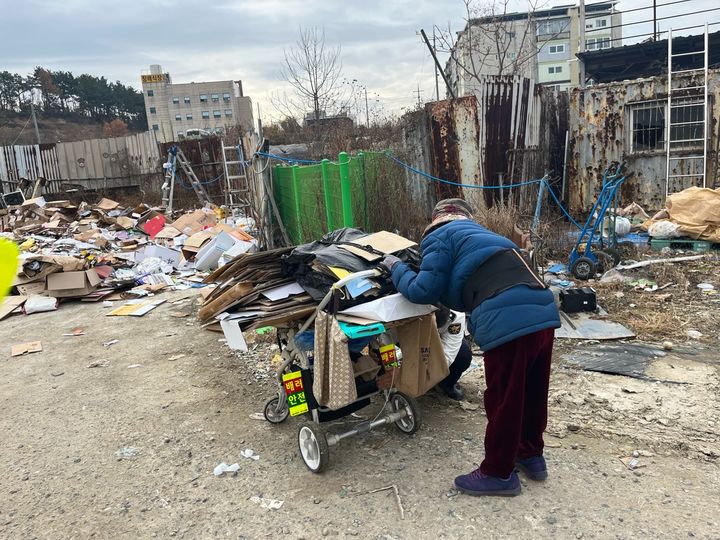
[560,287,597,313]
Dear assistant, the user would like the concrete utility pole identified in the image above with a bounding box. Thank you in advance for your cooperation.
[433,28,440,101]
[420,28,456,99]
[30,101,41,145]
[578,0,586,88]
[653,0,658,41]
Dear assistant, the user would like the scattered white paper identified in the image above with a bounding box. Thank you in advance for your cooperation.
[220,319,248,352]
[103,339,119,347]
[261,282,305,302]
[217,311,265,321]
[213,462,240,476]
[249,496,283,510]
[241,448,260,461]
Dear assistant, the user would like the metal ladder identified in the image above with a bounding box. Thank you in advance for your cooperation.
[161,146,212,215]
[221,140,254,218]
[665,24,709,198]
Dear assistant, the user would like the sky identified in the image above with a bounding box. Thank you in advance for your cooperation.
[0,0,717,125]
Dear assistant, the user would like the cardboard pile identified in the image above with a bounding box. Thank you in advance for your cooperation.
[199,247,315,332]
[0,196,257,322]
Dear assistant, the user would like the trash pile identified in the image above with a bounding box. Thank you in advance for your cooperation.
[199,228,421,350]
[642,186,720,242]
[0,195,257,321]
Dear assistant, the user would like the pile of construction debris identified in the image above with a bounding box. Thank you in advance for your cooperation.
[0,195,257,321]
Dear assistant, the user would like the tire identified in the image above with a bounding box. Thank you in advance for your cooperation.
[570,256,596,281]
[263,396,289,424]
[390,392,421,434]
[297,422,330,473]
[594,250,614,274]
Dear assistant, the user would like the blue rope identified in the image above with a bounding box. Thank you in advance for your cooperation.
[542,180,583,230]
[176,171,224,190]
[385,153,544,190]
[255,151,322,165]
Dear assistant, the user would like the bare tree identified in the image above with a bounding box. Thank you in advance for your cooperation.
[436,0,569,94]
[272,27,347,122]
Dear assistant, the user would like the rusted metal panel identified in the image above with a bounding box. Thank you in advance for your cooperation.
[427,96,477,200]
[0,143,63,194]
[568,69,720,212]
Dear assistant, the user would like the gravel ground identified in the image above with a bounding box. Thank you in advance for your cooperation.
[1,290,719,539]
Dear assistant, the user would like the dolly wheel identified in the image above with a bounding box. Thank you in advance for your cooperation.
[570,256,596,281]
[263,396,289,424]
[390,392,421,434]
[298,422,329,473]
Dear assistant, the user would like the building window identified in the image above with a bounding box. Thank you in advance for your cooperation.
[509,52,517,59]
[184,96,191,104]
[202,111,210,119]
[223,92,231,101]
[630,102,665,152]
[175,114,182,121]
[211,94,219,102]
[224,109,233,117]
[152,124,159,131]
[147,90,154,97]
[631,99,707,153]
[596,19,608,28]
[172,96,179,104]
[548,66,563,74]
[213,110,221,118]
[149,107,157,114]
[549,44,565,54]
[537,18,568,36]
[186,113,193,120]
[586,38,611,51]
[200,94,208,102]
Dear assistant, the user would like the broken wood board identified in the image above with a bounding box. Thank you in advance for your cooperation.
[11,341,43,357]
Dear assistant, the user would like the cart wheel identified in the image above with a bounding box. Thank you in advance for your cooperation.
[390,392,421,434]
[263,396,289,424]
[570,256,596,281]
[298,422,329,473]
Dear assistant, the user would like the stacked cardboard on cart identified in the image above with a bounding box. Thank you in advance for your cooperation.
[198,247,315,332]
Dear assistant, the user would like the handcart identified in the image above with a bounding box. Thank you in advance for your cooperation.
[568,162,629,280]
[262,269,422,473]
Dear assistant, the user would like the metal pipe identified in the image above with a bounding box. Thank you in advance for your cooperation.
[326,410,407,446]
[420,29,456,99]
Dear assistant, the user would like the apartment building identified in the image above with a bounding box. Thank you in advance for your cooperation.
[140,65,254,143]
[446,2,622,94]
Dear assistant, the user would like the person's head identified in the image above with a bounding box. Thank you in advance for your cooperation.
[423,198,474,236]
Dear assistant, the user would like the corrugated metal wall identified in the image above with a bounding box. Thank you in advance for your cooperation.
[567,69,720,212]
[0,131,162,195]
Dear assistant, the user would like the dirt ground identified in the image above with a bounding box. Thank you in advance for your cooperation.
[1,289,719,539]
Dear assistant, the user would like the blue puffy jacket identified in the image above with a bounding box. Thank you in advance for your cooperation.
[391,219,560,351]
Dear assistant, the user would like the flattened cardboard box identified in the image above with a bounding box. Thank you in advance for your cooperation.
[46,270,101,298]
[392,315,449,398]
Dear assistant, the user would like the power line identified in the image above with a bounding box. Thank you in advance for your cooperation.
[9,114,32,146]
[585,0,693,16]
[617,20,720,43]
[586,5,720,34]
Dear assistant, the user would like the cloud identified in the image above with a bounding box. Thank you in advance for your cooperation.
[1,0,717,124]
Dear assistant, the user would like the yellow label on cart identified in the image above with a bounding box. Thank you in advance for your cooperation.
[282,371,309,416]
[379,344,399,368]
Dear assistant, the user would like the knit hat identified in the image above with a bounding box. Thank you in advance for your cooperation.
[424,198,474,236]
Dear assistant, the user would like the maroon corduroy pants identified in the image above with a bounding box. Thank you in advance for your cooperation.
[479,328,555,478]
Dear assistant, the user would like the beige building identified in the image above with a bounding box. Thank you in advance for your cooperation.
[140,64,254,143]
[446,1,622,94]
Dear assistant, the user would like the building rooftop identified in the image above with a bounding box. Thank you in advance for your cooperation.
[578,30,720,83]
[469,1,617,25]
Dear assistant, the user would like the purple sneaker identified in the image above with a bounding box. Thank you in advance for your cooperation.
[516,456,548,481]
[454,469,521,497]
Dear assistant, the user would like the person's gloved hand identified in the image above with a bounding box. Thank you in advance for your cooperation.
[379,254,401,274]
